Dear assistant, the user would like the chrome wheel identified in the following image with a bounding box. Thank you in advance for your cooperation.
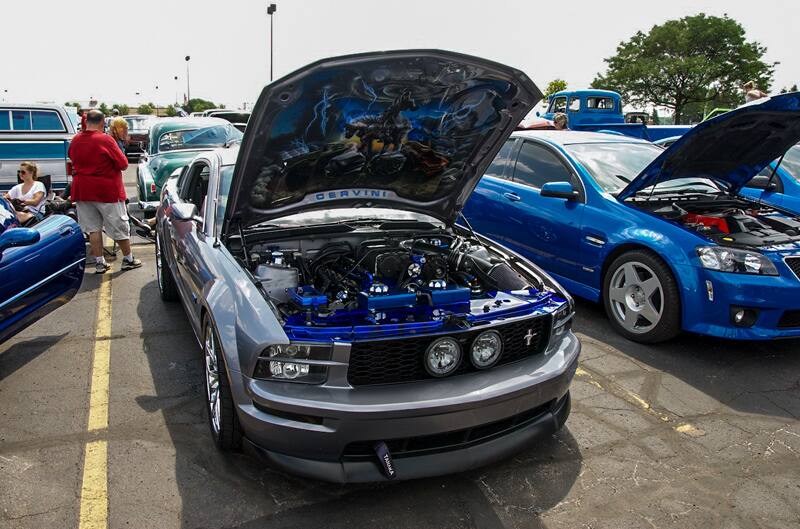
[204,327,221,435]
[608,261,664,334]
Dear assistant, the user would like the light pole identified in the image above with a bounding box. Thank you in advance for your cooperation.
[267,3,276,82]
[154,85,159,116]
[185,56,191,107]
[174,75,179,106]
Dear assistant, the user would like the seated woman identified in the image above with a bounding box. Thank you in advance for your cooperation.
[3,162,47,225]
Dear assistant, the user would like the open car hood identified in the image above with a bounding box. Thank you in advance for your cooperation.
[225,50,540,230]
[617,92,800,201]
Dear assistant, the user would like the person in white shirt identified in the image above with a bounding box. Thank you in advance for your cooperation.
[3,162,47,224]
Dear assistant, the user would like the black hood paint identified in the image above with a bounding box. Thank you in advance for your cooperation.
[225,50,541,230]
[618,92,800,200]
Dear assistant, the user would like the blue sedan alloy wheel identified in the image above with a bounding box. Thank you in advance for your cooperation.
[203,319,242,450]
[603,250,681,343]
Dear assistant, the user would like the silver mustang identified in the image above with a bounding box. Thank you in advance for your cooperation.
[154,49,580,482]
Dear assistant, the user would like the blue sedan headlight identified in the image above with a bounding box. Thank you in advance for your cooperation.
[696,246,778,276]
[253,343,332,383]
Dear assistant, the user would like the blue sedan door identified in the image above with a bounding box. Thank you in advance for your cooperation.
[484,140,585,281]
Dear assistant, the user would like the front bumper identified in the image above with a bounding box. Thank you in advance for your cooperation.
[678,261,800,340]
[231,330,580,482]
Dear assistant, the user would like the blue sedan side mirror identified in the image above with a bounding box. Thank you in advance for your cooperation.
[0,227,40,256]
[540,181,579,200]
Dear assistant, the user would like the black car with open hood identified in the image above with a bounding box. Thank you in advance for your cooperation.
[224,49,541,232]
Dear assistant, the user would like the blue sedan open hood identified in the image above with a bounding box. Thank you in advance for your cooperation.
[225,50,541,230]
[617,92,800,201]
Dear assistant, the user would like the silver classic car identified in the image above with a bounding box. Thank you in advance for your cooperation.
[154,50,580,482]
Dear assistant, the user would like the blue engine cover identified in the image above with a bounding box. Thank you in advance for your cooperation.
[288,285,328,308]
[422,285,471,306]
[357,291,417,311]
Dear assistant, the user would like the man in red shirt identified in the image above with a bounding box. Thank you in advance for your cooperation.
[69,110,141,273]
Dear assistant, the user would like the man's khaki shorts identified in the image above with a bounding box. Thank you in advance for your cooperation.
[77,201,130,241]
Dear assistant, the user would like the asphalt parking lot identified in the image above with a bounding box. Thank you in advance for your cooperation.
[1,167,799,529]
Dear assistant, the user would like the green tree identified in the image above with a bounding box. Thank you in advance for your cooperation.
[137,103,154,115]
[543,79,568,99]
[117,104,130,115]
[183,98,218,113]
[164,106,178,117]
[98,102,110,115]
[650,108,660,125]
[780,84,799,94]
[591,14,775,124]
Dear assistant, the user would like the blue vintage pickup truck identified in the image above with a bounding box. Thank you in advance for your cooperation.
[540,89,691,142]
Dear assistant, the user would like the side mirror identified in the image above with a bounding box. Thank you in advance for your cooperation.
[173,203,202,223]
[0,227,40,255]
[540,181,579,200]
[747,174,778,191]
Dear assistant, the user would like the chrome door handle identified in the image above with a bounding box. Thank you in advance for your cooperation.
[59,226,74,237]
[503,192,521,202]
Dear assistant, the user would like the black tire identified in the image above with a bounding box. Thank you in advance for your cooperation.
[602,249,681,343]
[202,318,243,451]
[156,231,179,302]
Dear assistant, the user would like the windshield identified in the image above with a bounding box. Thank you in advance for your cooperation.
[781,144,800,182]
[157,124,242,153]
[565,142,663,193]
[125,118,149,131]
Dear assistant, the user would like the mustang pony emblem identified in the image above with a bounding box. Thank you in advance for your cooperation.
[524,329,538,347]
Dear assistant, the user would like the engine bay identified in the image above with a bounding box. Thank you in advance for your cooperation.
[639,196,800,247]
[240,230,561,339]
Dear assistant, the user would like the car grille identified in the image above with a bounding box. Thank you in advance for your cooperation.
[786,257,800,281]
[778,310,800,329]
[347,316,551,386]
[342,399,556,460]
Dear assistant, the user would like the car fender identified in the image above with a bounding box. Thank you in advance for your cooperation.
[138,162,157,201]
[201,246,288,378]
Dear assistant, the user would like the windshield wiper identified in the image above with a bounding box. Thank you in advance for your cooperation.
[615,174,632,183]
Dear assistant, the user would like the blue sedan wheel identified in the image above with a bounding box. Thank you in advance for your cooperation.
[603,250,681,343]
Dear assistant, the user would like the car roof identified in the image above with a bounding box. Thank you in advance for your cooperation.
[149,117,231,135]
[217,145,240,166]
[550,89,619,99]
[512,130,653,147]
[0,103,67,111]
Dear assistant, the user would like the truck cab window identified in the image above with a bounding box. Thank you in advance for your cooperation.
[549,97,567,114]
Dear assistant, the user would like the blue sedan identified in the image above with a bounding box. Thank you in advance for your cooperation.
[464,93,800,342]
[0,198,85,343]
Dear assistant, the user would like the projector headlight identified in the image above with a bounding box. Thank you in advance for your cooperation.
[470,330,503,369]
[253,343,332,384]
[696,246,778,276]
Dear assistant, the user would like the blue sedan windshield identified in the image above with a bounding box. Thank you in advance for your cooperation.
[780,145,800,182]
[564,142,662,193]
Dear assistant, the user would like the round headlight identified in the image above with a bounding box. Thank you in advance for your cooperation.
[470,330,503,369]
[424,337,462,377]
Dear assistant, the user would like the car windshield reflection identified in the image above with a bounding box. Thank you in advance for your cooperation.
[157,125,243,153]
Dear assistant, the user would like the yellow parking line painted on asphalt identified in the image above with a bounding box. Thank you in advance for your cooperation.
[78,272,112,529]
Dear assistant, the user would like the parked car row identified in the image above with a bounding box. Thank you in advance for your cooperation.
[2,49,798,485]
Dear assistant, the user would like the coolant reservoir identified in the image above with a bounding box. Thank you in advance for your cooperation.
[255,264,298,303]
